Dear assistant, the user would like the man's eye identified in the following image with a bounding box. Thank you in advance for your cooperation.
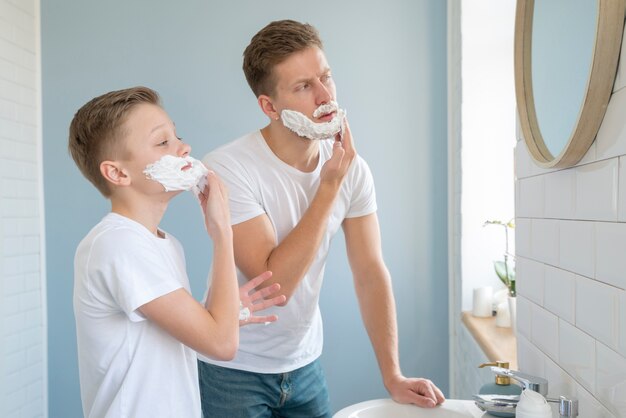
[176,136,183,141]
[158,140,168,146]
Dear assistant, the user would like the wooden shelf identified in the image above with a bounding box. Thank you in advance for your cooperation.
[461,311,517,370]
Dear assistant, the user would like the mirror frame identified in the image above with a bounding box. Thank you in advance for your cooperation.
[515,0,626,168]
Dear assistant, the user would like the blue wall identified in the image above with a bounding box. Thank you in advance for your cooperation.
[42,1,448,415]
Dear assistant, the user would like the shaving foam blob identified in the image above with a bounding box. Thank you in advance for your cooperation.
[239,301,251,321]
[143,155,208,195]
[281,101,346,140]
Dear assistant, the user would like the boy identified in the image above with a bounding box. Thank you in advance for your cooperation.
[198,20,445,417]
[69,86,284,418]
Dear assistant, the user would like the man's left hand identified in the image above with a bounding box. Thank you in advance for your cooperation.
[386,375,446,408]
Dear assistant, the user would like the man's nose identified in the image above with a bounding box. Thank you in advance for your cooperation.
[315,81,332,105]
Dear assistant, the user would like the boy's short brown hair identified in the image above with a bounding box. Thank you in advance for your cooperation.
[68,86,160,197]
[243,19,323,97]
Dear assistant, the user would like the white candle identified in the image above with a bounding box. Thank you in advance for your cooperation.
[472,286,493,317]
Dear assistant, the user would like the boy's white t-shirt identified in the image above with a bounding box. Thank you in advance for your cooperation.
[200,131,377,373]
[73,213,201,418]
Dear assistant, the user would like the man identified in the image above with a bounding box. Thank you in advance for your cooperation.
[199,20,445,417]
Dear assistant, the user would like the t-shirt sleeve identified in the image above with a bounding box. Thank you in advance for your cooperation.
[86,229,184,321]
[202,151,266,225]
[346,155,378,218]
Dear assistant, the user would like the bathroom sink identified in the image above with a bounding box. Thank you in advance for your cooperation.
[333,398,485,418]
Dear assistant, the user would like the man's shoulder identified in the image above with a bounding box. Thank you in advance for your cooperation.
[203,131,260,163]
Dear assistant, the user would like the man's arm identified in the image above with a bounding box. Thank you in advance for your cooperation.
[343,213,445,408]
[232,127,356,301]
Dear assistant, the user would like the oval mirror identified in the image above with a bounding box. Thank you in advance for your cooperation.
[515,0,625,168]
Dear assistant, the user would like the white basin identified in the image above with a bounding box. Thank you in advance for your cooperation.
[334,398,485,418]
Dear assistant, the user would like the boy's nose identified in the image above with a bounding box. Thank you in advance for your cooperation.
[179,141,191,157]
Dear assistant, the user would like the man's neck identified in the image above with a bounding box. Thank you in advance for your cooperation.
[261,123,320,172]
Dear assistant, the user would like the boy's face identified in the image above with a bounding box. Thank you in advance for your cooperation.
[118,103,191,196]
[271,46,337,122]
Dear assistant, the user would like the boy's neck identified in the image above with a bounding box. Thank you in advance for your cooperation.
[110,194,169,237]
[261,124,320,172]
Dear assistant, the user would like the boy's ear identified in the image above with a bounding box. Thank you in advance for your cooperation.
[258,95,280,121]
[100,161,131,187]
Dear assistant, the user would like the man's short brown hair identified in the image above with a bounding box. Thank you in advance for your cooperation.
[68,86,160,197]
[243,20,323,97]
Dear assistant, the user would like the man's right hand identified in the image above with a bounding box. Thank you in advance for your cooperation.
[319,118,356,189]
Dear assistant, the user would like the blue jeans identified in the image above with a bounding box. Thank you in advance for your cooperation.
[198,359,332,418]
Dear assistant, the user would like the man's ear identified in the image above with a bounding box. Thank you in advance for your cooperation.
[100,161,130,187]
[258,95,280,121]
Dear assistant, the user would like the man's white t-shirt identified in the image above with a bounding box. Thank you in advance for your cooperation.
[73,213,201,418]
[200,131,377,373]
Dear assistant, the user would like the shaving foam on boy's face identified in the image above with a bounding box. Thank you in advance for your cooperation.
[280,101,346,141]
[143,155,208,194]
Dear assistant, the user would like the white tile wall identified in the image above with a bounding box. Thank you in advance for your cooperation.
[617,290,626,357]
[530,218,559,265]
[513,24,626,415]
[596,221,626,290]
[530,305,559,361]
[619,157,626,222]
[559,319,596,393]
[575,159,619,221]
[515,217,532,258]
[0,0,45,417]
[596,342,626,417]
[544,167,576,219]
[559,220,595,278]
[516,257,544,306]
[575,276,618,350]
[517,175,545,218]
[516,295,532,339]
[544,265,575,324]
[596,88,626,161]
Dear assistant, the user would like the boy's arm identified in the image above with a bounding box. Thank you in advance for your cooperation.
[140,172,239,360]
[342,213,445,408]
[232,127,356,302]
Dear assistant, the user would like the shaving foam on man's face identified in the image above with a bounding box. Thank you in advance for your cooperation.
[143,154,208,194]
[280,101,346,140]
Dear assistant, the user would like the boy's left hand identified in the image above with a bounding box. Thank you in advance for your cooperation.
[239,271,286,326]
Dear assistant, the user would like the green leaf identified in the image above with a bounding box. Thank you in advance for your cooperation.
[494,260,514,283]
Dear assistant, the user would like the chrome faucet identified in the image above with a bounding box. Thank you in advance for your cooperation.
[489,366,549,395]
[487,366,578,418]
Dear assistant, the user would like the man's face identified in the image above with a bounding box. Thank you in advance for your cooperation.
[271,46,337,122]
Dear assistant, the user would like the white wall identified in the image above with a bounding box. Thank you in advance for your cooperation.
[0,0,46,417]
[515,26,626,418]
[461,0,516,310]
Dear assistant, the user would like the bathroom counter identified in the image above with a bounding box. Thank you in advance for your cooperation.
[461,311,517,369]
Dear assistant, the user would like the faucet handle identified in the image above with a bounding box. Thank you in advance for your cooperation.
[489,366,549,396]
[547,396,578,418]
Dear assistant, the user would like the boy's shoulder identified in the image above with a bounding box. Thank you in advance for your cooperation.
[77,213,159,260]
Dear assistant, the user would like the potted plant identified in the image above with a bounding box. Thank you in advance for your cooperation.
[484,219,516,330]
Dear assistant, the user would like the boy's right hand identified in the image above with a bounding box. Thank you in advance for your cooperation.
[198,171,232,240]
